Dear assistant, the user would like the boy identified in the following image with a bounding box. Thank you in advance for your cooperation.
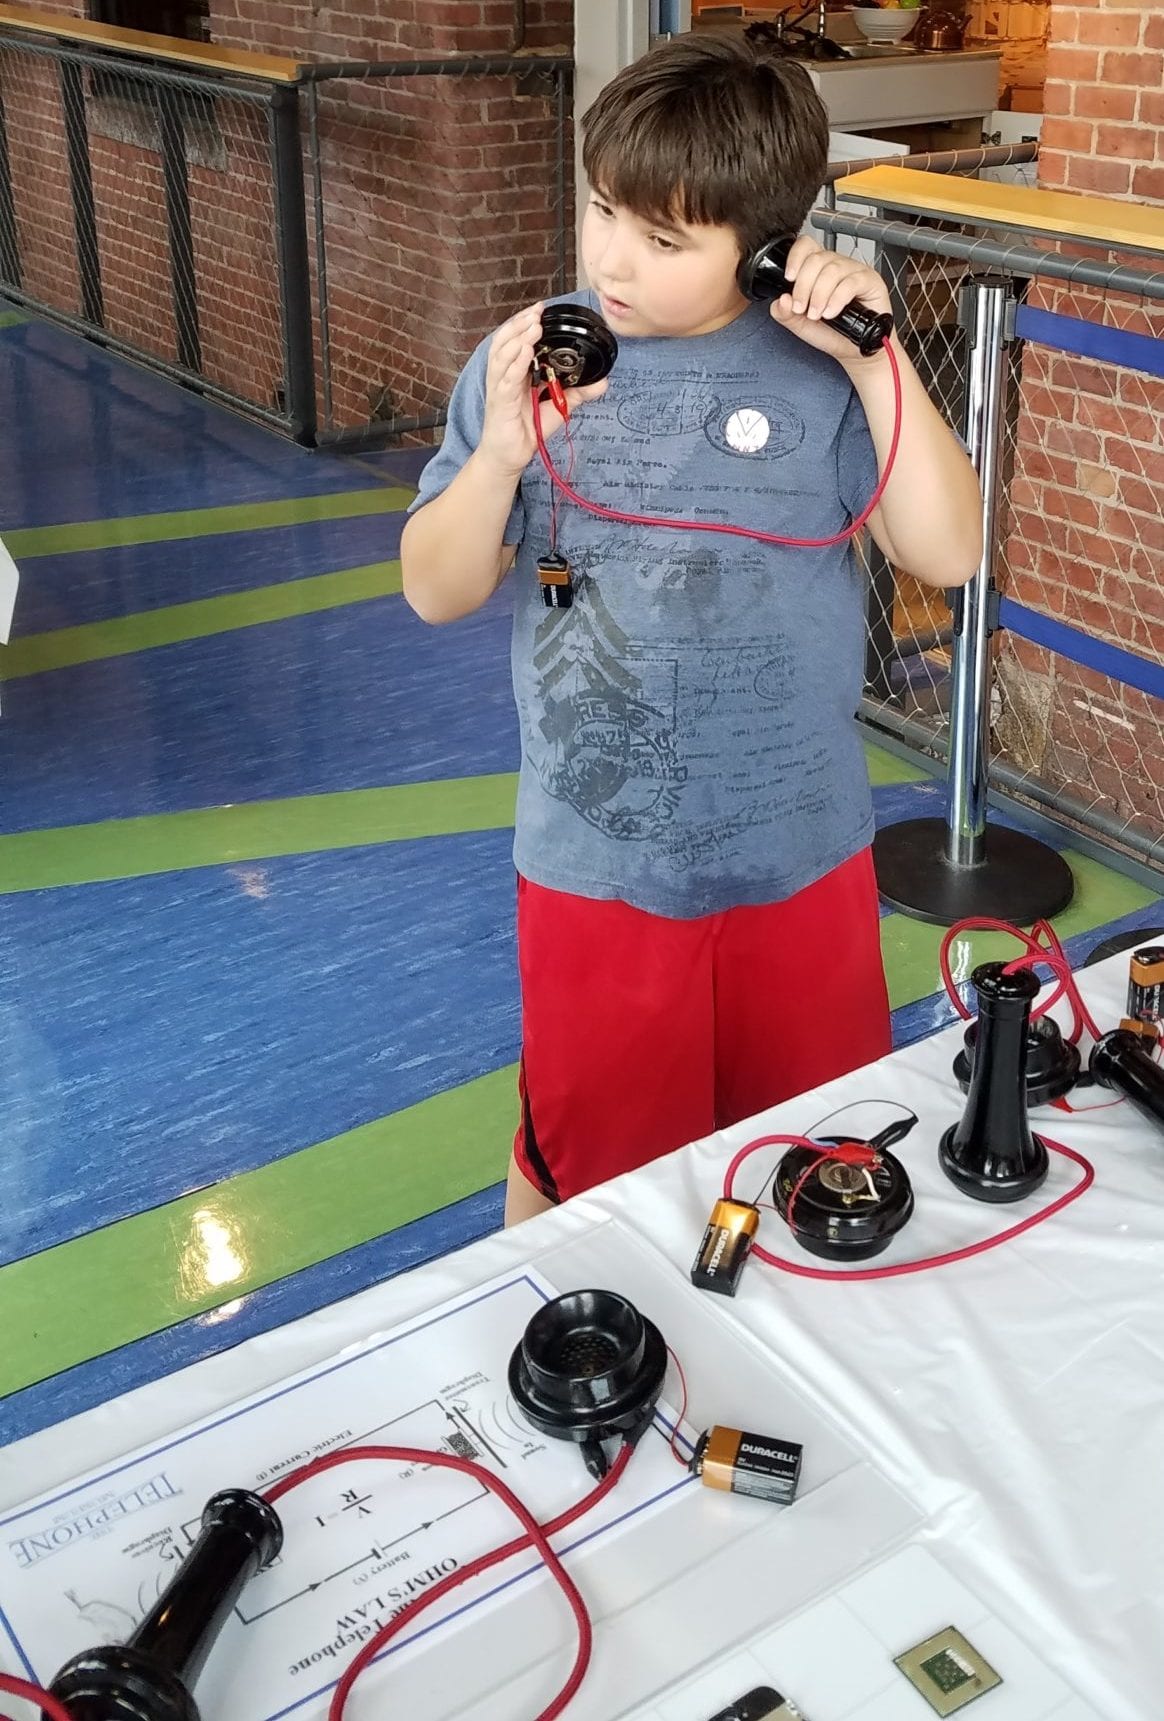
[401,32,982,1225]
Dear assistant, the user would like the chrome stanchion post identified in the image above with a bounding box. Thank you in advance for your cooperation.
[873,275,1075,924]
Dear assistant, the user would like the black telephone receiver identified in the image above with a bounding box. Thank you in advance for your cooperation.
[738,237,893,355]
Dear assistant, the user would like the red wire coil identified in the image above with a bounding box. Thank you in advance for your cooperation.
[531,339,903,551]
[265,1440,634,1721]
[723,1129,1094,1282]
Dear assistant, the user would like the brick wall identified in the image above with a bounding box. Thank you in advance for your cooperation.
[211,0,575,430]
[1,12,85,320]
[0,1,574,433]
[998,0,1163,846]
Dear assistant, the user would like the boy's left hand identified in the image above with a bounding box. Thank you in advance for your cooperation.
[769,236,892,364]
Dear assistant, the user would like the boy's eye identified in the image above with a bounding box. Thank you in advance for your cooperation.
[591,197,613,217]
[650,234,679,251]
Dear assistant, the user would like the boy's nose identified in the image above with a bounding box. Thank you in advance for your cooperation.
[595,231,634,284]
[601,249,633,286]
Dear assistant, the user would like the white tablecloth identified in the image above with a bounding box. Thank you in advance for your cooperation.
[2,954,1159,1719]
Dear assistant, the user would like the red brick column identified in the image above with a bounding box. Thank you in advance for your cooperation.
[212,0,575,431]
[998,1,1163,844]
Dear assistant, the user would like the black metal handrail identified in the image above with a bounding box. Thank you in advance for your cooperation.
[0,12,575,447]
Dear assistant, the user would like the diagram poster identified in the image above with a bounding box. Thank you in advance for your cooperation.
[0,1270,695,1720]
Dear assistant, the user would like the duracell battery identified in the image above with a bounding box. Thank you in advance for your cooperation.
[690,1199,760,1296]
[1122,946,1164,1041]
[537,553,574,609]
[690,1425,803,1506]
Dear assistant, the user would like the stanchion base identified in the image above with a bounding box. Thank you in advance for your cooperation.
[874,818,1075,926]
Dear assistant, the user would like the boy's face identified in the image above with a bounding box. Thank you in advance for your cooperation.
[581,190,748,339]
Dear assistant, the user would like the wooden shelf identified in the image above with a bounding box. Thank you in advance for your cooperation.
[0,3,300,84]
[836,165,1164,258]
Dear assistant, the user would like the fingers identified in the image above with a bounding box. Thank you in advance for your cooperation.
[487,302,543,396]
[785,252,849,320]
[567,377,610,409]
[535,373,609,444]
[777,245,888,324]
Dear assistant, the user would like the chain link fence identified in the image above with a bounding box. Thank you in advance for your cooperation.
[819,149,1040,750]
[816,198,1164,869]
[0,31,291,431]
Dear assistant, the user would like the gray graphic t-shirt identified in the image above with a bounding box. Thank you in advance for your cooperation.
[410,293,880,919]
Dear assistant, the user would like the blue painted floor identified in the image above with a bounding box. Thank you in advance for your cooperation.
[1,598,518,830]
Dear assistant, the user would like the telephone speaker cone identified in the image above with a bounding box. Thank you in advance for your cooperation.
[509,1289,667,1479]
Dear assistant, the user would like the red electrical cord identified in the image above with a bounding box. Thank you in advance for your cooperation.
[0,1673,74,1721]
[938,915,1103,1045]
[722,1130,1094,1282]
[263,1439,635,1721]
[531,339,903,550]
[939,916,1116,1117]
[721,917,1117,1279]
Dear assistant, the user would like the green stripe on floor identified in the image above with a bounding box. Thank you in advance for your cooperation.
[4,487,413,559]
[0,311,28,329]
[0,774,519,892]
[0,742,913,893]
[864,740,930,787]
[881,847,1158,1012]
[0,1067,518,1397]
[0,559,403,676]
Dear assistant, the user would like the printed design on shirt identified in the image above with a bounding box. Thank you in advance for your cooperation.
[611,379,805,465]
[623,640,840,875]
[565,530,723,597]
[633,539,725,595]
[533,570,637,694]
[753,656,789,703]
[615,382,721,436]
[531,589,687,840]
[705,396,805,460]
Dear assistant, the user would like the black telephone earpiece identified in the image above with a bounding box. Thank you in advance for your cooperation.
[738,237,894,356]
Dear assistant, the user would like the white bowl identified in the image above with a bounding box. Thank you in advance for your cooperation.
[850,6,918,42]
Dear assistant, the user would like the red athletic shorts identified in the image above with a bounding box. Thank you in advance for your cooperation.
[513,848,891,1203]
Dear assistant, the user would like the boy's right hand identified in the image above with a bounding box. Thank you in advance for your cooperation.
[478,303,609,481]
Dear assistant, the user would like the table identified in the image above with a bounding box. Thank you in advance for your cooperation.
[1,953,1158,1720]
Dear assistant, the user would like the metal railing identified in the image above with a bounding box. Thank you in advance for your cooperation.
[0,20,574,447]
[813,202,1164,876]
[0,28,298,432]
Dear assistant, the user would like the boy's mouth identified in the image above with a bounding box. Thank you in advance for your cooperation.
[598,292,634,321]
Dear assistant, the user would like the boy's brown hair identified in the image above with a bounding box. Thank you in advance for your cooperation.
[581,31,829,262]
